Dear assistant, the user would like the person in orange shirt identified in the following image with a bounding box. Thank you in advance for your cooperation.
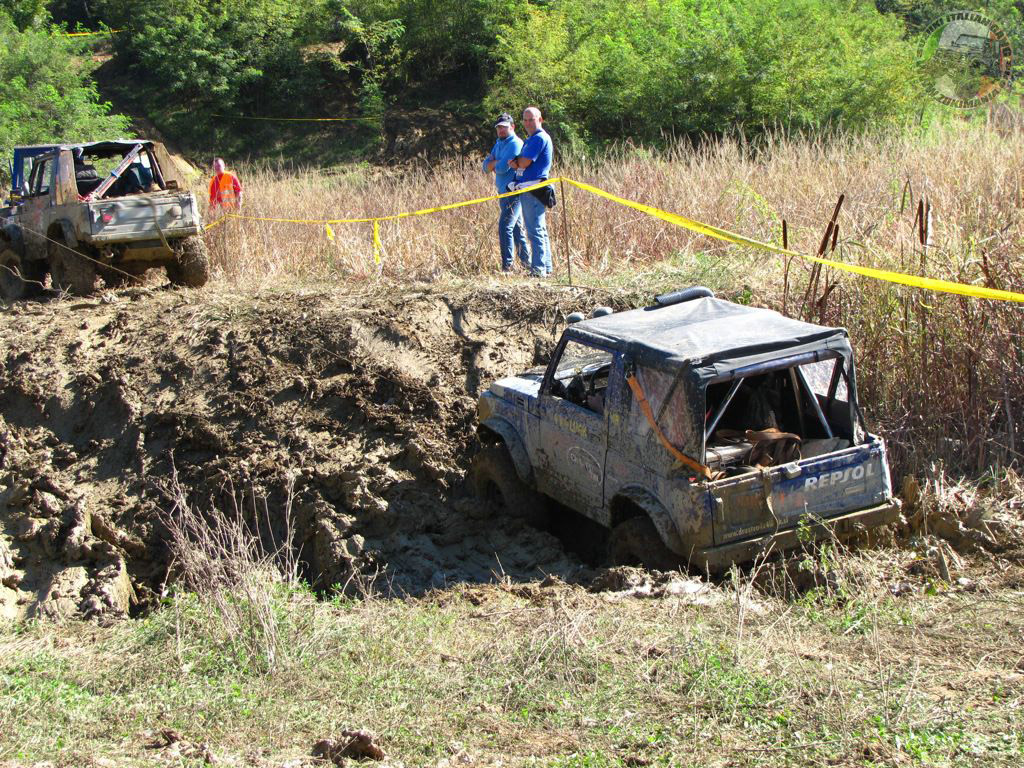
[208,157,242,210]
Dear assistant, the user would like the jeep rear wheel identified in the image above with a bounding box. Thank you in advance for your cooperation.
[608,516,681,571]
[48,240,99,296]
[0,247,44,300]
[470,444,546,526]
[167,236,210,288]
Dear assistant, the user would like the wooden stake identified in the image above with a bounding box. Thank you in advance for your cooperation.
[782,219,790,315]
[559,178,572,286]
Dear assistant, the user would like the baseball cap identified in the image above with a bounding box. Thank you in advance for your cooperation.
[494,112,513,127]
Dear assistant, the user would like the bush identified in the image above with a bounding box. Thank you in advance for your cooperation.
[158,468,322,675]
[0,12,131,171]
[113,1,311,111]
[486,0,926,148]
[341,0,526,86]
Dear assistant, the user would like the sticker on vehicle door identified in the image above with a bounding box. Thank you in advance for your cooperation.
[567,446,601,484]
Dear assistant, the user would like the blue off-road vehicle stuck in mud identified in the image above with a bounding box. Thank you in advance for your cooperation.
[473,288,901,572]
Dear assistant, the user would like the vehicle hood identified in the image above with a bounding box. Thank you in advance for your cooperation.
[488,373,542,401]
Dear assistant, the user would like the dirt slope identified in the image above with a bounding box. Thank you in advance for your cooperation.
[0,283,610,620]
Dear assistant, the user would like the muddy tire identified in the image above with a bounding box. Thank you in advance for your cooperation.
[48,240,99,296]
[0,247,44,300]
[470,444,546,527]
[167,236,210,288]
[608,516,681,571]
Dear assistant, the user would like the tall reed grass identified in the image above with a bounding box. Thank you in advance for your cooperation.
[201,121,1022,477]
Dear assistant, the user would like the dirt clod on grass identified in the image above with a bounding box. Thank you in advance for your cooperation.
[0,284,611,620]
[313,730,386,764]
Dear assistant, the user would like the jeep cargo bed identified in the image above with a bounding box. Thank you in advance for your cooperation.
[88,193,199,243]
[707,437,894,546]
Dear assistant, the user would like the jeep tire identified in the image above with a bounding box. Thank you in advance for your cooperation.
[0,247,44,300]
[470,444,546,526]
[608,515,681,571]
[48,240,98,296]
[167,236,210,288]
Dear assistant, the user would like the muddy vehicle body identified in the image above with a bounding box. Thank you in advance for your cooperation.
[474,288,901,572]
[0,140,208,299]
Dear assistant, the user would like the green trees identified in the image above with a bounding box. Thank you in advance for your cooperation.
[111,1,311,112]
[30,0,976,159]
[0,12,131,168]
[486,0,925,148]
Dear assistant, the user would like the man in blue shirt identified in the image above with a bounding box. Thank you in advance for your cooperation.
[482,113,530,272]
[508,106,554,276]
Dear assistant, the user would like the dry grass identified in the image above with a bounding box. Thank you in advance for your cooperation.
[157,464,325,675]
[201,120,1023,477]
[204,121,1023,290]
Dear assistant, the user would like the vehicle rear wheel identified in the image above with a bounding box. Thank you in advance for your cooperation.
[167,236,210,288]
[608,516,681,571]
[470,444,546,526]
[0,247,44,300]
[48,240,99,296]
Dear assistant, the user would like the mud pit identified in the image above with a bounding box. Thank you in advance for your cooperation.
[0,284,615,620]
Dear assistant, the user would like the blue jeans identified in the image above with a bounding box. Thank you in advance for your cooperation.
[498,196,530,271]
[520,191,553,275]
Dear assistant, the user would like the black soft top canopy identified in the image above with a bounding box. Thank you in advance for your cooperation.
[569,297,852,383]
[15,139,151,153]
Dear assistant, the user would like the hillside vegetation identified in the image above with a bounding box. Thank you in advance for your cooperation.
[0,12,130,165]
[16,0,1019,163]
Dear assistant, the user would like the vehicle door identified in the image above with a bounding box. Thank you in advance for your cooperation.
[535,338,616,514]
[605,361,710,543]
[20,154,56,260]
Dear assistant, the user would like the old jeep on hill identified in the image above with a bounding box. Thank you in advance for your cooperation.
[473,287,901,572]
[0,140,208,299]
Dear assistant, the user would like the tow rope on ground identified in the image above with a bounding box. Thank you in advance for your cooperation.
[203,176,1024,304]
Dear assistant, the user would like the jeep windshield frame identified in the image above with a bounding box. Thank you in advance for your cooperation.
[9,140,183,202]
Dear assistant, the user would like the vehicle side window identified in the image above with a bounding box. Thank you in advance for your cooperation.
[16,157,32,195]
[626,365,695,449]
[29,159,51,196]
[548,340,614,414]
[800,358,848,403]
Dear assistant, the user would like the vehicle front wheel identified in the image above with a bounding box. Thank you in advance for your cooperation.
[469,444,546,527]
[0,247,44,300]
[608,516,681,571]
[167,236,210,288]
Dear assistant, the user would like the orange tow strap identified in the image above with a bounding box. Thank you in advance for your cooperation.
[626,374,712,480]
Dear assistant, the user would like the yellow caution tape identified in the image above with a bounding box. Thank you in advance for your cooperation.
[560,178,1024,304]
[200,176,1024,302]
[207,180,552,227]
[204,214,231,232]
[65,29,123,37]
[207,114,372,122]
